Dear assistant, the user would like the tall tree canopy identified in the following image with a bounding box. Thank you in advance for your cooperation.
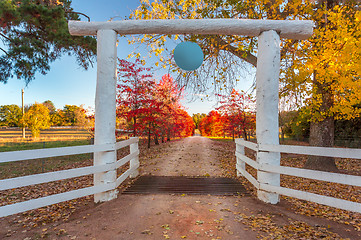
[23,102,50,138]
[0,104,21,127]
[129,0,361,171]
[0,0,96,84]
[116,59,194,147]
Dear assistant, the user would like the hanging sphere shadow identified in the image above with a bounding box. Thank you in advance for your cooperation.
[173,41,204,71]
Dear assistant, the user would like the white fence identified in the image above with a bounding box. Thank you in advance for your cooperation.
[0,137,139,217]
[235,138,361,213]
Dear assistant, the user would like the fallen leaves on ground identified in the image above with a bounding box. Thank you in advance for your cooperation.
[236,213,345,239]
[212,138,361,233]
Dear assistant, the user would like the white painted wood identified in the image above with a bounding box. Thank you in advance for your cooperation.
[0,150,140,191]
[236,164,260,189]
[0,144,113,163]
[260,183,361,213]
[260,164,361,187]
[259,143,361,160]
[235,138,258,151]
[236,141,245,177]
[68,19,314,39]
[115,151,139,169]
[115,137,139,150]
[255,30,281,204]
[0,163,115,191]
[94,29,118,203]
[0,183,115,218]
[115,165,138,187]
[129,137,140,178]
[235,151,259,170]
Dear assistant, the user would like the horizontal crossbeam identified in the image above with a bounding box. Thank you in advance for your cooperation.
[69,19,313,39]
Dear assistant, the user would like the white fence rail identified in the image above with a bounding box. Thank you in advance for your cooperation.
[0,137,139,218]
[235,138,361,213]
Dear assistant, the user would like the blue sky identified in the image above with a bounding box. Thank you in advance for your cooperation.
[0,0,254,115]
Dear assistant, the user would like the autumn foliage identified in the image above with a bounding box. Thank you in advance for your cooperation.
[116,59,194,147]
[199,89,255,140]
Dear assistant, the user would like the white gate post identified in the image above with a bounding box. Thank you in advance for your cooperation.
[236,140,245,177]
[94,29,118,203]
[256,30,281,204]
[129,137,139,178]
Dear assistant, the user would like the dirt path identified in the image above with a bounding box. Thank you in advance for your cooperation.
[142,136,222,177]
[3,136,360,239]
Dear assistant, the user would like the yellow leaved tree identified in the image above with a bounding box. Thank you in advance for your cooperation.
[128,0,361,171]
[23,103,51,138]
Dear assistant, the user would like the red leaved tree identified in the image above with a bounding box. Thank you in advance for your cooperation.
[199,110,224,137]
[116,58,154,137]
[117,60,194,147]
[216,89,255,140]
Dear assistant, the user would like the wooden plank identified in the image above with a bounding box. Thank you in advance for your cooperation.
[0,164,115,191]
[236,164,260,189]
[0,144,114,163]
[115,151,139,169]
[68,19,314,40]
[259,143,361,160]
[235,151,259,169]
[0,183,115,218]
[115,165,138,187]
[0,151,139,191]
[260,164,361,187]
[115,137,139,150]
[235,138,258,151]
[260,183,361,213]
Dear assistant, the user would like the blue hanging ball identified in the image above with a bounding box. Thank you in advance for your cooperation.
[174,41,204,71]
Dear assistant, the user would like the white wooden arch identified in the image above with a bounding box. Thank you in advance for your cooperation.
[68,19,313,204]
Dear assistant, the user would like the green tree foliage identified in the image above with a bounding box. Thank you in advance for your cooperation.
[281,109,310,141]
[192,113,206,129]
[23,103,50,137]
[42,100,56,114]
[0,104,21,126]
[63,104,87,127]
[0,0,96,84]
[63,104,79,125]
[49,109,65,126]
[335,116,361,148]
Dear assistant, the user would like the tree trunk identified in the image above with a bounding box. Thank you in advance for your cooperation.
[147,124,151,148]
[243,128,248,141]
[305,117,338,171]
[167,129,170,141]
[154,134,159,145]
[133,116,137,136]
[304,70,338,172]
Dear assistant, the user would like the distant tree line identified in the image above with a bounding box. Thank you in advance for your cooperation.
[0,100,91,138]
[195,89,256,140]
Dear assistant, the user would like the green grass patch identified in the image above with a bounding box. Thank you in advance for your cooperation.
[0,139,91,152]
[0,139,93,179]
[209,138,235,142]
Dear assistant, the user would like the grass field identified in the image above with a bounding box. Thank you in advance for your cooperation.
[0,127,90,142]
[0,128,92,179]
[0,139,93,179]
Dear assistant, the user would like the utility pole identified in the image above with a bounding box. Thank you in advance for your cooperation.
[22,89,25,139]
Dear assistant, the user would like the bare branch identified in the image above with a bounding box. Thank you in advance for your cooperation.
[0,32,11,42]
[213,36,257,67]
[65,11,91,22]
[0,47,8,55]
